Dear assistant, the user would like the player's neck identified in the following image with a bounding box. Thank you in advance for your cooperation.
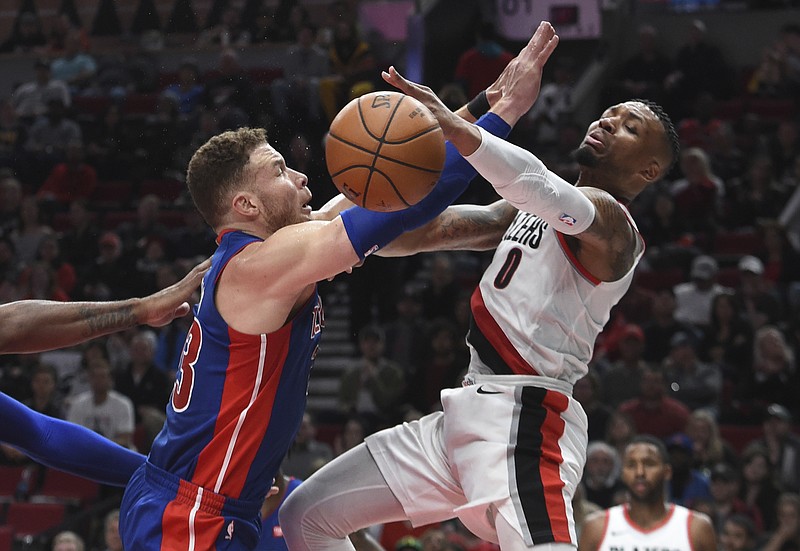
[626,500,671,529]
[215,221,272,241]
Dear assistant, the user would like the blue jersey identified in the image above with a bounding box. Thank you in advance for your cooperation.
[257,477,303,551]
[148,230,323,504]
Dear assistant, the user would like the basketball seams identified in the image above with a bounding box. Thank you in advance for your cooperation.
[359,94,407,208]
[327,134,443,174]
[326,91,446,211]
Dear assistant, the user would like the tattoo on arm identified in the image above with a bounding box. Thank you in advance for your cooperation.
[79,304,137,337]
[580,190,638,279]
[436,202,516,250]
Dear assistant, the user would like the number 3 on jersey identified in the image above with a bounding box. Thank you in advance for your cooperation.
[172,318,202,412]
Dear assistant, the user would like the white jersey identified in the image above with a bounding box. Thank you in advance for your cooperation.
[597,504,694,551]
[468,208,643,384]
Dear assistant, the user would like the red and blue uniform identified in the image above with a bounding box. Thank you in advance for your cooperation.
[120,230,323,551]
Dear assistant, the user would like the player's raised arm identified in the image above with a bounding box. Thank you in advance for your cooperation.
[0,258,209,354]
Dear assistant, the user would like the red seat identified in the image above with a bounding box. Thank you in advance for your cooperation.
[0,526,12,551]
[719,425,763,454]
[0,466,26,501]
[5,502,65,537]
[713,230,762,256]
[140,178,184,202]
[123,93,159,115]
[31,468,100,505]
[91,180,133,208]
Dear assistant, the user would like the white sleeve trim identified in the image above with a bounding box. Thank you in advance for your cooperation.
[465,126,596,235]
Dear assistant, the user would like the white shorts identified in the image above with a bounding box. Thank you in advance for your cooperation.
[365,374,588,547]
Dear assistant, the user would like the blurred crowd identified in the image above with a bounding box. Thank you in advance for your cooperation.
[0,3,799,551]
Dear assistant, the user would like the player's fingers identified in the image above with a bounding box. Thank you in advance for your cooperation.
[538,35,559,63]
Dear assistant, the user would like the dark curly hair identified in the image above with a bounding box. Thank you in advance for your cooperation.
[632,98,680,174]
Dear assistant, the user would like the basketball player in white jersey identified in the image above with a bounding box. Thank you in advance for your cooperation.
[579,436,716,551]
[281,21,681,551]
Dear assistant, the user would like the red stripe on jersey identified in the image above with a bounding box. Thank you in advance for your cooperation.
[160,487,225,551]
[555,232,601,286]
[539,389,571,542]
[623,503,675,533]
[470,287,539,376]
[192,325,290,497]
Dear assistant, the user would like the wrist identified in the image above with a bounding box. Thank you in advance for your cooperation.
[466,90,490,119]
[489,98,524,127]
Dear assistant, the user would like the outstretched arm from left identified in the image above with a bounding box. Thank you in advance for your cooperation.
[0,393,144,486]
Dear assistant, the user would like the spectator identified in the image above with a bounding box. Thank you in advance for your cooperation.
[282,412,333,480]
[270,23,329,130]
[670,147,725,235]
[81,231,134,300]
[581,441,624,508]
[319,20,376,123]
[50,29,97,91]
[52,531,84,551]
[0,99,26,172]
[756,404,800,493]
[338,324,405,427]
[19,261,69,301]
[663,330,722,414]
[607,24,671,105]
[140,93,183,179]
[453,23,514,99]
[761,493,800,551]
[685,410,739,473]
[114,329,171,425]
[0,11,46,54]
[719,515,758,551]
[11,58,70,120]
[0,175,23,240]
[58,200,99,280]
[169,210,216,260]
[67,359,134,448]
[639,191,687,254]
[574,372,613,443]
[333,416,367,457]
[23,362,62,419]
[736,255,782,330]
[84,104,138,181]
[525,58,575,149]
[164,58,204,116]
[24,234,77,296]
[0,236,23,302]
[666,432,712,507]
[202,48,254,127]
[642,288,697,365]
[600,323,650,409]
[198,4,251,47]
[115,194,168,256]
[383,285,428,375]
[664,19,733,119]
[420,254,460,321]
[776,24,800,96]
[101,509,123,551]
[23,98,82,183]
[11,196,54,265]
[674,255,731,328]
[725,155,787,230]
[37,140,97,207]
[701,292,752,381]
[709,463,764,534]
[605,411,638,459]
[735,326,799,420]
[619,366,691,439]
[739,444,781,532]
[411,319,467,413]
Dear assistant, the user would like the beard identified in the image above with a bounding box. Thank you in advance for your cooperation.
[571,144,600,168]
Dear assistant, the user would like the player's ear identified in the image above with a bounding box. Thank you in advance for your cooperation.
[640,158,661,183]
[231,191,259,217]
[663,463,673,482]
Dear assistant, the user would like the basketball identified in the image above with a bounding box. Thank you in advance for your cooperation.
[325,91,446,212]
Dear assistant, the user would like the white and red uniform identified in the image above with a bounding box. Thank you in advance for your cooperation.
[595,504,694,551]
[367,209,644,548]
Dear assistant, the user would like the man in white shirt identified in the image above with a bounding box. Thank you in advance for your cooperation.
[11,58,71,120]
[673,254,730,327]
[68,359,135,449]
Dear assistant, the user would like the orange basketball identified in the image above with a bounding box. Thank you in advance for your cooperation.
[325,91,446,212]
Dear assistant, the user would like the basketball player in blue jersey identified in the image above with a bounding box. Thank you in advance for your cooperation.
[0,259,209,486]
[116,25,549,550]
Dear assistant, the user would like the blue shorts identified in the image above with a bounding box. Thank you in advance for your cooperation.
[120,462,263,551]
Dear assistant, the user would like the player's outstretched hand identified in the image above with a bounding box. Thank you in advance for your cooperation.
[382,66,467,142]
[139,258,211,327]
[487,21,559,124]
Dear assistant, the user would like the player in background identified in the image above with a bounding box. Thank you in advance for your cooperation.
[280,21,681,551]
[0,258,209,486]
[578,435,716,551]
